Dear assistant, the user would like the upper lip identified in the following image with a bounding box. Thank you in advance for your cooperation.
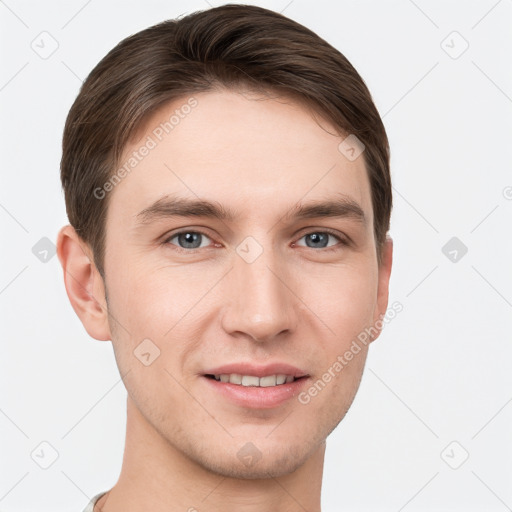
[203,362,309,378]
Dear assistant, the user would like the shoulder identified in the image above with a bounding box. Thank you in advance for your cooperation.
[82,492,108,512]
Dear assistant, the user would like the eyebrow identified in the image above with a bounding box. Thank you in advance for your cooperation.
[135,193,366,226]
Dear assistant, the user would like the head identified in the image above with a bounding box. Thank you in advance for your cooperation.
[57,3,392,479]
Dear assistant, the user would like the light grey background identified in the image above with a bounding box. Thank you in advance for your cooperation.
[1,1,511,510]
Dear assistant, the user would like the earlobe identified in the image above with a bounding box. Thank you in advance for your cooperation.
[371,236,393,342]
[56,225,111,341]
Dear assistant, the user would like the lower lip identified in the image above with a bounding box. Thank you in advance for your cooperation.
[202,376,310,409]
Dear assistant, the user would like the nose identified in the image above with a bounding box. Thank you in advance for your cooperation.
[220,243,299,343]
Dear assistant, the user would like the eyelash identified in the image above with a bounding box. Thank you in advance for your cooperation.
[162,228,349,253]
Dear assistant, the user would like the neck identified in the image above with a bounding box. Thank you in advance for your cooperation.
[97,396,325,512]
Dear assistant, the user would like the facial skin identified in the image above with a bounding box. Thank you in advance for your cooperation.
[57,88,392,512]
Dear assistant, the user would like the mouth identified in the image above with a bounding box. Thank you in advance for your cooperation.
[204,373,308,387]
[201,370,310,409]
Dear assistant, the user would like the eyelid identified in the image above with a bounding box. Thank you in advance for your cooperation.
[163,228,216,251]
[293,228,349,250]
[163,227,349,253]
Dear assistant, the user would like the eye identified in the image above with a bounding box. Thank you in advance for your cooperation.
[294,230,346,250]
[165,230,213,250]
[162,229,348,253]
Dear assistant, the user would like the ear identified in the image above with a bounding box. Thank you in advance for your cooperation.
[370,236,393,342]
[56,225,111,341]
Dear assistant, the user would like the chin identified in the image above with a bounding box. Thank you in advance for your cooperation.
[188,436,317,480]
[201,453,307,480]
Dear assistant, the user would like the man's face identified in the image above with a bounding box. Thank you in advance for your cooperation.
[101,89,390,478]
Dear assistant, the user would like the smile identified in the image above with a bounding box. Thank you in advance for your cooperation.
[206,374,297,387]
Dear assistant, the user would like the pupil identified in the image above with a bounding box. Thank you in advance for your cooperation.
[180,232,201,248]
[307,233,327,248]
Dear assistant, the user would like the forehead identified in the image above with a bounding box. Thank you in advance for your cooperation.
[106,89,373,229]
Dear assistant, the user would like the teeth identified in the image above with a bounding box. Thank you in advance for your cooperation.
[242,375,260,386]
[276,375,286,385]
[229,373,242,385]
[213,373,296,387]
[260,375,276,387]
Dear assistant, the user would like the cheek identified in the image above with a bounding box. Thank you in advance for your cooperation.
[106,258,182,331]
[105,262,213,378]
[302,263,378,342]
[314,267,376,406]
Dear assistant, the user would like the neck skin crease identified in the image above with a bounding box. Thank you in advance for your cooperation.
[94,397,326,512]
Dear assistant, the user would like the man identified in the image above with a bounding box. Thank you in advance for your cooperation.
[57,4,393,511]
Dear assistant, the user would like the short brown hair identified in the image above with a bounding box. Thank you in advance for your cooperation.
[61,3,391,277]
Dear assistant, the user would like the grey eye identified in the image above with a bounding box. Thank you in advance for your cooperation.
[296,232,340,249]
[168,231,211,249]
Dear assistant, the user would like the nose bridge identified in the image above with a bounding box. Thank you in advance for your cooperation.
[221,237,297,341]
